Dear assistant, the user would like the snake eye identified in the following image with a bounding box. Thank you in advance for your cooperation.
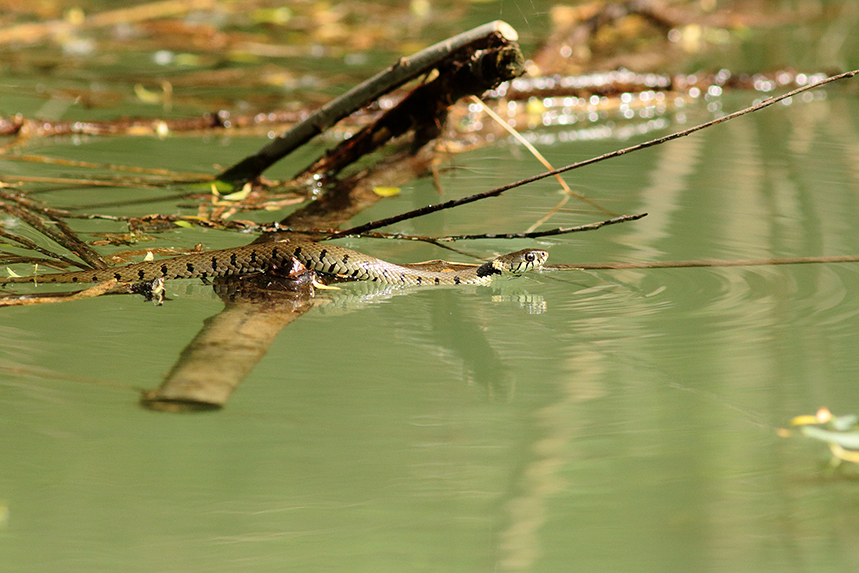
[525,252,536,262]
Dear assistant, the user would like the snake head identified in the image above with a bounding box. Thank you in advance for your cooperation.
[497,248,549,274]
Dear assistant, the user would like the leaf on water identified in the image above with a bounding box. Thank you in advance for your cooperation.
[143,251,155,262]
[5,268,21,278]
[790,406,832,426]
[831,414,859,431]
[221,183,253,202]
[801,426,859,450]
[790,414,822,426]
[197,180,236,194]
[134,84,162,104]
[173,220,194,229]
[373,186,400,197]
[786,407,859,464]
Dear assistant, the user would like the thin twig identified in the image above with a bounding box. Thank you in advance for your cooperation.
[334,68,859,238]
[0,228,85,269]
[0,279,119,306]
[434,213,647,240]
[467,95,615,222]
[549,254,859,271]
[0,191,107,269]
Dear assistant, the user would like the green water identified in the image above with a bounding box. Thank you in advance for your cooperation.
[4,4,859,572]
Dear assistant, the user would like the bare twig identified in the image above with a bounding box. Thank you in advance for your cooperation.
[435,213,647,241]
[0,228,85,269]
[549,254,859,271]
[0,190,107,269]
[333,68,859,238]
[467,95,615,221]
[0,279,119,306]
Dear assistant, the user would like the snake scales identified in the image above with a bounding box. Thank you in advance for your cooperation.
[0,240,548,286]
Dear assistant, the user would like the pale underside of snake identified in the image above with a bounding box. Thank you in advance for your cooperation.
[0,240,548,287]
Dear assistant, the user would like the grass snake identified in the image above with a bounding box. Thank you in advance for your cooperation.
[0,239,548,286]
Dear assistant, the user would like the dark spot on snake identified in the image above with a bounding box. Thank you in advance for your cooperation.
[319,249,328,261]
[476,262,501,277]
[434,278,440,285]
[72,277,79,282]
[399,273,406,283]
[454,276,461,285]
[272,246,279,260]
[351,269,360,277]
[114,273,122,280]
[161,264,169,276]
[342,254,349,264]
[186,262,195,274]
[293,246,302,256]
[138,269,145,280]
[416,277,422,285]
[230,253,237,267]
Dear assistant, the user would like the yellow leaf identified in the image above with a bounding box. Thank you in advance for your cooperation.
[174,220,194,229]
[221,183,253,201]
[373,186,400,197]
[134,84,162,104]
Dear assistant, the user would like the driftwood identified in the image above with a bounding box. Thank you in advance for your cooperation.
[217,21,520,185]
[292,43,524,183]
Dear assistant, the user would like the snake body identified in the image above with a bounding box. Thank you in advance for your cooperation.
[0,240,548,286]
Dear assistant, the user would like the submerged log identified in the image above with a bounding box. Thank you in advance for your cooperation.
[140,261,320,411]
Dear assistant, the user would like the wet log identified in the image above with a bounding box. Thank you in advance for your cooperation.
[217,20,519,185]
[140,265,320,411]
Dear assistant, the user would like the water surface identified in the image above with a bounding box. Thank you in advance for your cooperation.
[3,5,859,572]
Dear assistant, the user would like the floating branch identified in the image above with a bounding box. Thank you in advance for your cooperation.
[217,20,520,184]
[293,44,524,182]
